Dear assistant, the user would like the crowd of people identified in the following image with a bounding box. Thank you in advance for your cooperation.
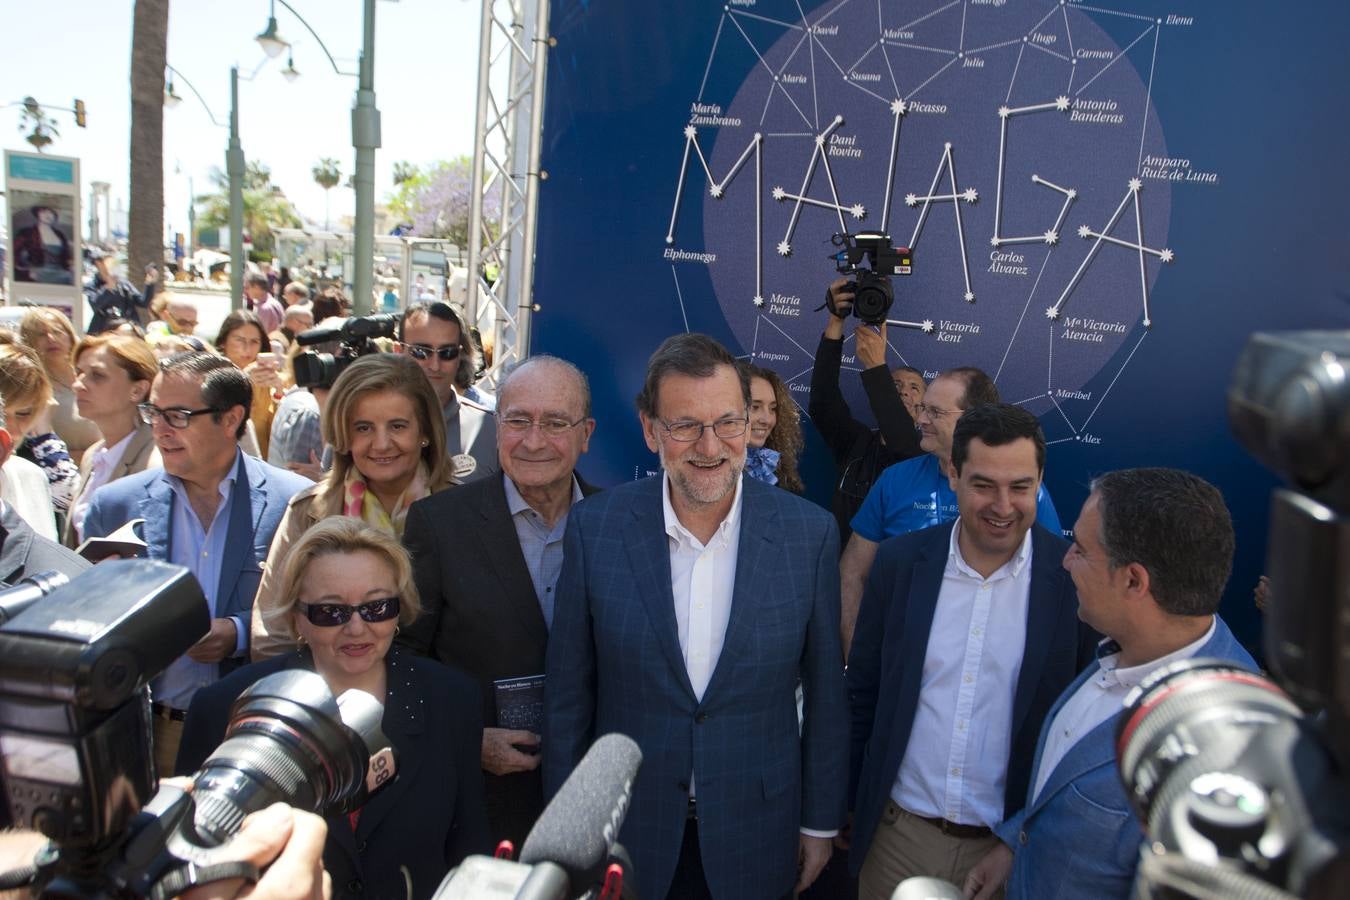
[0,272,1259,900]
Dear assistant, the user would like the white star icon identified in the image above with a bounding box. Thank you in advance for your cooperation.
[921,320,935,333]
[1045,307,1060,320]
[1159,248,1175,263]
[777,241,792,257]
[964,291,976,303]
[1044,230,1059,245]
[753,296,765,308]
[1128,177,1142,192]
[962,188,978,203]
[850,204,866,219]
[709,185,723,198]
[772,186,786,201]
[1077,225,1092,238]
[905,193,919,207]
[1055,96,1070,111]
[683,125,697,139]
[891,99,907,116]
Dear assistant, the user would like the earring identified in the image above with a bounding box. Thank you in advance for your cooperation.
[296,634,307,648]
[394,626,401,636]
[420,440,429,448]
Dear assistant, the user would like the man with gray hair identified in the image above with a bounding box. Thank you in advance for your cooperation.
[402,354,598,846]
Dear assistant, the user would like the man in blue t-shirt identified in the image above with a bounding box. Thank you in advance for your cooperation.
[839,367,1062,655]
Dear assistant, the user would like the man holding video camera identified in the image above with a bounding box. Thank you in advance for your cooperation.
[809,278,926,546]
[963,468,1257,899]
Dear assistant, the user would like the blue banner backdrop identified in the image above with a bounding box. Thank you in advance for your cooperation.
[531,0,1350,658]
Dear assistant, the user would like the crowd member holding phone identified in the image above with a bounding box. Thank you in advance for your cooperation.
[215,310,284,459]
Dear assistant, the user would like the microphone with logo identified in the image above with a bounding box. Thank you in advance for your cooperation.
[433,733,642,900]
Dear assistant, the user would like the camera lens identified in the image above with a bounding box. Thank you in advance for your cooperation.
[186,670,392,846]
[1116,658,1298,830]
[852,276,893,326]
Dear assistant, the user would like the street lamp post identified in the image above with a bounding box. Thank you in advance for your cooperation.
[352,0,380,316]
[228,66,246,310]
[165,64,246,311]
[269,0,381,314]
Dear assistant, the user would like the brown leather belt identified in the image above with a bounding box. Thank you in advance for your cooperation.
[151,702,188,722]
[911,811,992,839]
[887,800,992,839]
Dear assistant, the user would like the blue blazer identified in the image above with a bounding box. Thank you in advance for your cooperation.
[543,476,848,900]
[83,452,310,669]
[996,616,1256,899]
[175,646,491,900]
[847,521,1098,875]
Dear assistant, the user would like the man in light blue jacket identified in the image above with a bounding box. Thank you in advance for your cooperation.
[963,467,1257,899]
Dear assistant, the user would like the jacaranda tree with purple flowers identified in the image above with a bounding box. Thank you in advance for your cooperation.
[388,156,503,249]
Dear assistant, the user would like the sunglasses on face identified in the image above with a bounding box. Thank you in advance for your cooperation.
[298,596,401,627]
[399,342,460,362]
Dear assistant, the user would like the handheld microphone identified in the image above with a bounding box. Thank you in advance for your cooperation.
[518,733,642,890]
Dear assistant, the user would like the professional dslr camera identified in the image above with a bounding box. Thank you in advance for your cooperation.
[828,232,912,326]
[0,560,396,898]
[1115,330,1350,899]
[293,312,401,389]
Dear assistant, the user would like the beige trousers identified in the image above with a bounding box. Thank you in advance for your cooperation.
[858,801,1005,900]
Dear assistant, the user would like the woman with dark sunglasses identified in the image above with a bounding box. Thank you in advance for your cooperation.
[175,517,490,899]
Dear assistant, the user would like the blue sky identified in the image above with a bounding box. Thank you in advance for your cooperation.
[0,0,481,235]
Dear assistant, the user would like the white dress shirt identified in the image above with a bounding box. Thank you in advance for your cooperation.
[1032,617,1217,801]
[663,473,742,702]
[69,429,136,544]
[893,523,1034,828]
[0,456,58,541]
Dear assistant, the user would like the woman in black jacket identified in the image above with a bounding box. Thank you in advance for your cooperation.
[176,517,490,900]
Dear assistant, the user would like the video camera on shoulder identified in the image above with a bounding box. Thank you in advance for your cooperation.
[293,313,401,389]
[829,231,912,326]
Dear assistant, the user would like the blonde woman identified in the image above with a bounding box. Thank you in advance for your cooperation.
[177,517,489,899]
[19,307,100,460]
[251,353,453,659]
[62,334,161,546]
[0,335,79,534]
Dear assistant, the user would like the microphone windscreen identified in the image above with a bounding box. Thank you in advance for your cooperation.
[518,733,642,878]
[890,876,966,900]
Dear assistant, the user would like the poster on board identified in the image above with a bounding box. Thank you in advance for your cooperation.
[4,150,84,331]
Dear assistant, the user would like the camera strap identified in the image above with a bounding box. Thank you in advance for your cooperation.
[149,860,261,900]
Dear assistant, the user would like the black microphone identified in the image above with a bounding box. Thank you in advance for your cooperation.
[518,733,642,892]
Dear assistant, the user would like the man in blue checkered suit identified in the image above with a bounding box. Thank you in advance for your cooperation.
[544,334,848,900]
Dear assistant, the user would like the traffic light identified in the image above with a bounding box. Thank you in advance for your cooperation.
[74,99,86,128]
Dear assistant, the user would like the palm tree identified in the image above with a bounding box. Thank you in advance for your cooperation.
[197,167,303,257]
[392,160,419,186]
[128,0,169,290]
[312,158,341,230]
[18,98,59,151]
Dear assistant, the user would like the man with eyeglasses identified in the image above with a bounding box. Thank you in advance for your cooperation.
[838,368,1062,657]
[397,302,497,482]
[83,352,310,775]
[402,354,597,848]
[544,333,847,900]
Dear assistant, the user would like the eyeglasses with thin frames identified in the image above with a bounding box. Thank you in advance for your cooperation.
[497,415,588,438]
[138,403,219,430]
[658,416,749,442]
[399,342,459,362]
[914,402,960,421]
[298,597,401,627]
